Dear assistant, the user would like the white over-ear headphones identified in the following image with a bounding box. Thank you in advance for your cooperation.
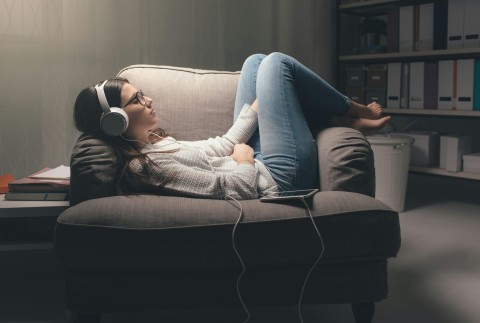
[95,80,129,136]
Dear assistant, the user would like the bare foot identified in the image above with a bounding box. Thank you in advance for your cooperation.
[350,115,391,135]
[347,101,383,119]
[330,115,391,135]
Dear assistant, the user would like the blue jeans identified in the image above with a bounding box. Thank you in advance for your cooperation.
[234,52,351,192]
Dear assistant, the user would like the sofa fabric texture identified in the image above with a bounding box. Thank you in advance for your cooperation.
[69,134,118,206]
[118,65,240,141]
[56,192,399,271]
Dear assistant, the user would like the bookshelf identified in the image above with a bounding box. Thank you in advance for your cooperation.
[336,0,480,181]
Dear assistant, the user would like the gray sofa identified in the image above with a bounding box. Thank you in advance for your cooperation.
[53,65,401,323]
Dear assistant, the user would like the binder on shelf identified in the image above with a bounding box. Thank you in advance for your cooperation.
[463,0,480,48]
[438,60,454,110]
[365,64,387,107]
[401,62,410,109]
[387,8,400,53]
[447,0,465,49]
[456,59,474,111]
[366,65,387,88]
[419,3,434,51]
[365,88,386,108]
[345,65,365,88]
[474,60,480,111]
[424,61,439,110]
[434,0,448,50]
[387,62,402,109]
[399,6,414,52]
[346,87,365,105]
[409,62,425,109]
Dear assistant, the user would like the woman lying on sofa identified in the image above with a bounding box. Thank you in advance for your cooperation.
[73,52,390,200]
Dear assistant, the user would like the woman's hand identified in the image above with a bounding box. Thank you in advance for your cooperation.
[230,143,254,164]
[251,99,258,112]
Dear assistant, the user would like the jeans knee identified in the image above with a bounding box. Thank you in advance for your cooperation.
[259,52,293,76]
[264,52,291,66]
[243,54,266,70]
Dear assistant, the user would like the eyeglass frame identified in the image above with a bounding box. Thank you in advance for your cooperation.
[123,90,147,108]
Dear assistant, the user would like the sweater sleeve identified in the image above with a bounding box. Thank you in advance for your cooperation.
[127,154,259,200]
[178,104,258,157]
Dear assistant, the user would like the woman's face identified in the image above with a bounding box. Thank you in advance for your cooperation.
[120,83,158,138]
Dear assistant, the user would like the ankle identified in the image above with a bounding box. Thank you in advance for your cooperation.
[347,101,365,117]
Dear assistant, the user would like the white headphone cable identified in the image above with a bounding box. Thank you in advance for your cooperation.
[120,134,148,147]
[225,195,251,323]
[298,197,325,323]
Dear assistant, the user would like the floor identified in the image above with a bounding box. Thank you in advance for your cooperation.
[1,174,479,323]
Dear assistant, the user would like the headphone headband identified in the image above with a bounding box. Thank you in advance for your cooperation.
[95,80,111,114]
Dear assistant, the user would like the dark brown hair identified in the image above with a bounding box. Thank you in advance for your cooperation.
[73,77,169,194]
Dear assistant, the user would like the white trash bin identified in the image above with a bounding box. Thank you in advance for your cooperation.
[367,134,414,212]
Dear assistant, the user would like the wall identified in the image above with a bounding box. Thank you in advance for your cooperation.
[0,0,335,178]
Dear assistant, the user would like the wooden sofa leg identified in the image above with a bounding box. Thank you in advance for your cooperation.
[65,310,101,323]
[351,302,375,323]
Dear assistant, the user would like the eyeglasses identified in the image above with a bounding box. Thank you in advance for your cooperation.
[123,90,146,108]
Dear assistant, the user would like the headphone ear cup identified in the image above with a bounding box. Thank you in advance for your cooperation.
[100,107,129,136]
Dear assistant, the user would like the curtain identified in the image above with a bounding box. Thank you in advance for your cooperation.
[0,0,335,179]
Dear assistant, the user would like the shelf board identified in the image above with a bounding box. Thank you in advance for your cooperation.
[339,47,480,62]
[410,166,480,181]
[383,109,480,117]
[339,0,434,15]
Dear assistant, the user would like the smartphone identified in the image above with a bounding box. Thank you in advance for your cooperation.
[260,189,319,202]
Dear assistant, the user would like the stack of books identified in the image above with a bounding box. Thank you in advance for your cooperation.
[4,165,70,201]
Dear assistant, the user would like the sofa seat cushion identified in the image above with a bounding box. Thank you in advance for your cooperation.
[54,191,400,272]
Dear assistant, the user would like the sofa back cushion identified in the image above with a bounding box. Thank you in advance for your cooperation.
[117,65,240,140]
[70,65,240,205]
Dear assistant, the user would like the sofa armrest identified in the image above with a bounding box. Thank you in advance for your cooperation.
[316,127,375,197]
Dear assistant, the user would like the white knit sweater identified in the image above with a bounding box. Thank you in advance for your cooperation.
[126,104,278,199]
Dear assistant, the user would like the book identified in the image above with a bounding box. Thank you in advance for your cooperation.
[4,191,69,201]
[8,168,70,193]
[0,174,15,194]
[29,165,70,180]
